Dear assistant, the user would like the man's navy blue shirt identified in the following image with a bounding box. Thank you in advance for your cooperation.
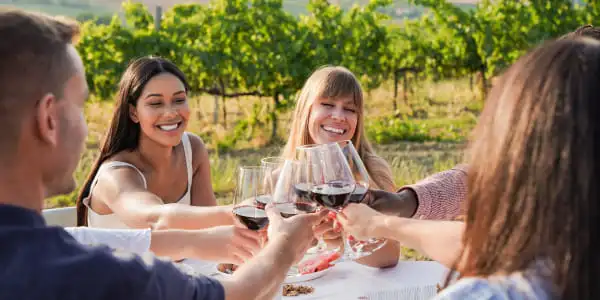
[0,204,225,300]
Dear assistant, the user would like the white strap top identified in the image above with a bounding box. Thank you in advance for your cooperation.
[83,132,193,229]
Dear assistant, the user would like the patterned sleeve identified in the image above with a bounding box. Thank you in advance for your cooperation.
[400,164,468,220]
[434,275,549,300]
[434,278,508,300]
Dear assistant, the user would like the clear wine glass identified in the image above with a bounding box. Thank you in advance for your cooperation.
[271,159,318,217]
[296,144,352,256]
[337,140,388,258]
[270,159,322,276]
[232,166,269,231]
[258,156,285,208]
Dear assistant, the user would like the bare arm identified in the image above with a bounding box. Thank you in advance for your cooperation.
[188,134,218,207]
[337,203,464,269]
[220,205,328,300]
[92,167,232,230]
[219,235,296,300]
[150,226,261,263]
[372,216,464,268]
[352,188,418,268]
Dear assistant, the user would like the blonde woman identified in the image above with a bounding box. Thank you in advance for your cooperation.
[282,66,395,192]
[281,66,399,268]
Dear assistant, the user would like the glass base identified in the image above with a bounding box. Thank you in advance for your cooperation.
[345,237,388,259]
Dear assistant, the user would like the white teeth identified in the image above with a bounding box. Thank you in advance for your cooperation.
[158,123,178,131]
[323,126,345,135]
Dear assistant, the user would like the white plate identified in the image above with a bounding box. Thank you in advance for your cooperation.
[284,266,331,283]
[214,263,333,283]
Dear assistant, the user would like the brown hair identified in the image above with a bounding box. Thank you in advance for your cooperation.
[561,24,600,41]
[449,37,600,299]
[76,56,188,226]
[281,66,395,191]
[0,8,79,159]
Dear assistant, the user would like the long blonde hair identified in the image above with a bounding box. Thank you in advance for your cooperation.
[282,66,395,191]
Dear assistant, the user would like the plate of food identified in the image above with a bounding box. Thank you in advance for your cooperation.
[214,251,341,283]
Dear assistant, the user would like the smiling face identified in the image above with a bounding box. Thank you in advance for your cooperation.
[307,95,358,145]
[129,72,190,147]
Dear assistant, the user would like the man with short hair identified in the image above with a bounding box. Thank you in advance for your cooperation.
[0,8,324,300]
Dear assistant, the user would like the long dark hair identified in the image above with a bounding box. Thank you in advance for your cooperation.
[76,56,189,226]
[446,37,600,298]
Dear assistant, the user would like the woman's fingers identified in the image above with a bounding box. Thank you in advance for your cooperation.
[231,245,254,262]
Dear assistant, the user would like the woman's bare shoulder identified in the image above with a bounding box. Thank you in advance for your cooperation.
[185,132,209,171]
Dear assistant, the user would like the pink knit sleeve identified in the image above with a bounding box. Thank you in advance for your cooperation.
[399,164,468,220]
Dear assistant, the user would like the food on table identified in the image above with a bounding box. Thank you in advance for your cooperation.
[217,263,238,274]
[216,250,340,277]
[297,251,341,275]
[282,284,314,296]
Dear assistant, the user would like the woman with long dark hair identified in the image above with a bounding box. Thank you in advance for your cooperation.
[76,57,258,244]
[337,37,600,299]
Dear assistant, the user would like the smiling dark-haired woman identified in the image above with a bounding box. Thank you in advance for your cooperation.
[76,56,261,260]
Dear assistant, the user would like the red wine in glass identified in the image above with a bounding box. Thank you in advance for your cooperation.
[349,184,368,203]
[275,201,317,218]
[295,201,318,213]
[311,181,355,211]
[254,194,272,209]
[293,182,312,202]
[233,205,269,230]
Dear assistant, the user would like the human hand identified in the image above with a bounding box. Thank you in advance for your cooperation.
[336,203,385,241]
[313,212,343,250]
[265,203,329,263]
[200,225,263,264]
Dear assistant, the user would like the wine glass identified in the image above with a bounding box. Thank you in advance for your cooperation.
[270,159,326,276]
[337,140,388,257]
[258,156,285,208]
[296,144,352,256]
[297,144,355,211]
[273,158,335,255]
[232,166,269,231]
[271,159,318,217]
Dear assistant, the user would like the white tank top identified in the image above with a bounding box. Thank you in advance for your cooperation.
[83,132,193,229]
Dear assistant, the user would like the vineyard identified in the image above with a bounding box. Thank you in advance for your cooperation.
[77,0,598,145]
[43,0,600,208]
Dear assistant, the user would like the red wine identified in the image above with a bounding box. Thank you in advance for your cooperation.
[296,201,317,213]
[254,194,272,209]
[233,205,269,230]
[274,201,317,218]
[311,181,354,210]
[349,185,368,203]
[293,183,312,201]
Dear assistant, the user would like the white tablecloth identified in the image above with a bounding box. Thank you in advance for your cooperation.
[183,259,449,300]
[62,226,449,299]
[64,227,152,254]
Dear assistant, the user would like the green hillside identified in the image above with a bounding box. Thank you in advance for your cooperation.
[0,0,476,20]
[0,1,110,16]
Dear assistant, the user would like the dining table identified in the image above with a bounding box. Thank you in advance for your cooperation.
[182,258,450,300]
[61,223,451,299]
